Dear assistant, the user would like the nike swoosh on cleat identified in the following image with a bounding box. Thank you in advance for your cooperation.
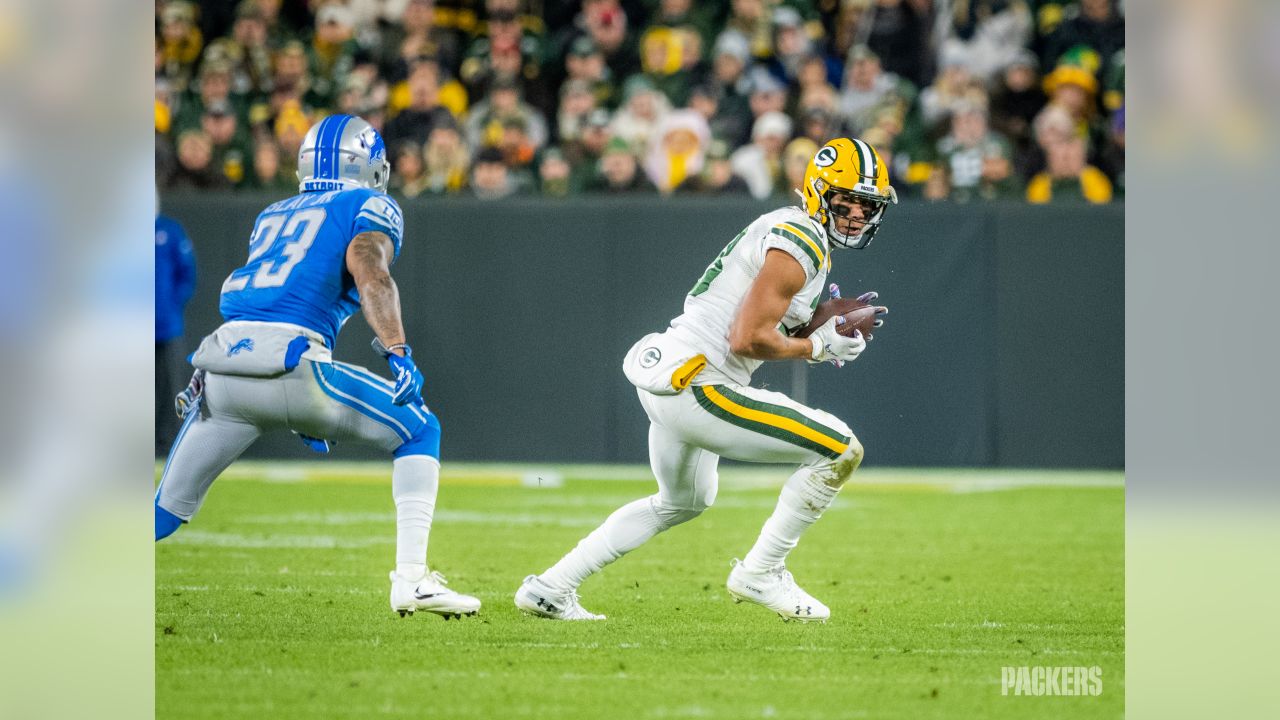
[415,592,445,600]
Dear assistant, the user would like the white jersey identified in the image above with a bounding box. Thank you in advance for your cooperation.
[668,206,832,386]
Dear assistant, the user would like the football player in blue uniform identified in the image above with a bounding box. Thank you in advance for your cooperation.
[155,114,480,619]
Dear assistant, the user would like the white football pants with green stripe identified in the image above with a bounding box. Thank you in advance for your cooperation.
[537,382,863,592]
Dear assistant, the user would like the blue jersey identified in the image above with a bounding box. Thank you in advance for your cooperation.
[219,188,404,348]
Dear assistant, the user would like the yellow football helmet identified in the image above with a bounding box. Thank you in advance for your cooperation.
[800,137,898,249]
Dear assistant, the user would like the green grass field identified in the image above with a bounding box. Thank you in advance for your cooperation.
[156,463,1124,719]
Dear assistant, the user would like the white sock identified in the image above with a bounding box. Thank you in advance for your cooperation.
[742,468,838,573]
[540,496,663,592]
[392,455,439,579]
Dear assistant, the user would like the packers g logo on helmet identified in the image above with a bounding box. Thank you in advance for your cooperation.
[800,138,898,250]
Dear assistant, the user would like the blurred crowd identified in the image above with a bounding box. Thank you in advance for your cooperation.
[155,0,1125,204]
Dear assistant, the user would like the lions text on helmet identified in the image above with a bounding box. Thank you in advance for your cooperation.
[800,138,898,250]
[297,114,390,193]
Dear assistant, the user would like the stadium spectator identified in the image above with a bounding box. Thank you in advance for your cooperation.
[384,59,458,147]
[838,46,912,135]
[158,1,205,92]
[778,136,818,197]
[175,58,243,136]
[201,101,251,187]
[642,0,716,49]
[465,74,548,150]
[919,45,986,132]
[219,3,274,100]
[268,41,322,114]
[423,118,472,194]
[170,129,230,190]
[610,76,671,153]
[767,7,815,85]
[460,7,547,107]
[861,0,934,88]
[724,0,773,61]
[557,79,600,146]
[390,141,431,198]
[797,105,840,146]
[790,53,839,115]
[379,0,462,83]
[247,136,297,193]
[707,31,754,145]
[1041,0,1124,77]
[643,109,711,194]
[155,206,197,455]
[687,83,750,154]
[731,111,792,200]
[943,0,1034,83]
[1041,61,1103,147]
[471,146,519,199]
[307,4,361,108]
[934,103,1018,201]
[635,26,694,107]
[537,147,573,198]
[273,99,311,157]
[564,108,614,191]
[989,49,1046,155]
[564,36,616,110]
[570,0,634,80]
[747,68,789,123]
[588,137,657,194]
[674,138,752,196]
[1026,134,1112,204]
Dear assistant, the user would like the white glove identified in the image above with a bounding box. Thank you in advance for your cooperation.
[808,317,866,365]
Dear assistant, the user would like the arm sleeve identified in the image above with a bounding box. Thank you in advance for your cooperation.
[351,192,405,259]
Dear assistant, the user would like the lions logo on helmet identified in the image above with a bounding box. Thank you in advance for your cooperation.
[297,114,391,193]
[800,138,898,250]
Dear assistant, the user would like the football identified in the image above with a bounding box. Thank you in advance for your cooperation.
[795,297,885,339]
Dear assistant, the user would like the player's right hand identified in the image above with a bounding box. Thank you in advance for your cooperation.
[387,350,425,406]
[808,317,867,365]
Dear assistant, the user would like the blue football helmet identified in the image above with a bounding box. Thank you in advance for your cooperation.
[297,114,390,193]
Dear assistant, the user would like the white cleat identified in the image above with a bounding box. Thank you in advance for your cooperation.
[726,559,831,623]
[514,574,606,621]
[389,570,481,619]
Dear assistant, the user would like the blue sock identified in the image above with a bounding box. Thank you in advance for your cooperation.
[155,504,184,541]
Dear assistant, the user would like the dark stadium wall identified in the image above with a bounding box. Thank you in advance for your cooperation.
[162,196,1124,469]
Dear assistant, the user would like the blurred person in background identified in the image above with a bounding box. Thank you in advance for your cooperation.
[565,0,634,80]
[465,74,548,150]
[934,102,1018,201]
[588,137,657,194]
[789,53,839,116]
[174,58,245,137]
[732,111,793,200]
[943,0,1033,83]
[923,162,952,201]
[385,58,458,147]
[222,2,275,99]
[496,116,539,189]
[643,109,711,194]
[564,36,617,109]
[707,31,755,146]
[610,75,671,153]
[247,135,298,193]
[557,78,600,146]
[1041,0,1123,77]
[861,0,934,88]
[268,40,322,114]
[724,0,774,61]
[674,138,752,195]
[919,46,986,132]
[155,203,197,455]
[273,99,312,158]
[158,1,205,92]
[169,129,230,190]
[635,26,694,107]
[1026,134,1111,204]
[471,146,519,199]
[565,108,614,190]
[766,6,817,86]
[747,68,789,124]
[989,49,1046,161]
[688,83,750,155]
[1040,60,1104,149]
[422,118,472,194]
[797,105,840,146]
[777,136,818,198]
[201,100,251,187]
[838,46,912,136]
[390,141,431,198]
[379,0,462,82]
[307,3,361,108]
[642,0,716,49]
[460,7,546,108]
[537,147,573,198]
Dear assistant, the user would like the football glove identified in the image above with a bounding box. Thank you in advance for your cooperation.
[174,369,206,419]
[808,318,866,365]
[387,349,424,406]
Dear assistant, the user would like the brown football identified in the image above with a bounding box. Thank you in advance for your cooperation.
[795,297,884,339]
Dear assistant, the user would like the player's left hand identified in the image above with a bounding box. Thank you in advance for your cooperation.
[387,350,425,406]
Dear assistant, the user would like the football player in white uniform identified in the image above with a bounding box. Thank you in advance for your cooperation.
[516,138,897,622]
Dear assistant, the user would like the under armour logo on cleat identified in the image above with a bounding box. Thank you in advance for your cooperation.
[796,605,812,615]
[536,597,559,613]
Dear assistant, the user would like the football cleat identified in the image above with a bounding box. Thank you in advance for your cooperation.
[514,574,605,621]
[726,559,831,623]
[389,570,481,619]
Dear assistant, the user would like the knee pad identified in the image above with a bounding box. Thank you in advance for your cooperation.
[393,413,441,459]
[650,494,709,530]
[812,435,864,489]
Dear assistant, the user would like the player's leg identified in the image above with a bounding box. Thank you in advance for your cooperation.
[682,384,863,622]
[518,419,719,620]
[154,373,264,540]
[291,360,478,618]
